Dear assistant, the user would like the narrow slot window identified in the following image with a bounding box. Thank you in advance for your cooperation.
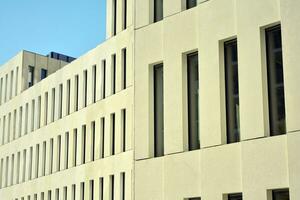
[28,66,34,87]
[72,184,76,200]
[31,100,35,131]
[65,132,69,169]
[35,144,39,178]
[66,79,71,115]
[37,96,41,129]
[110,175,114,200]
[99,177,104,200]
[92,65,97,103]
[110,113,115,155]
[121,109,126,152]
[100,117,105,158]
[153,63,164,157]
[91,121,95,161]
[101,60,106,99]
[51,88,56,122]
[90,180,94,200]
[112,0,117,36]
[57,135,61,171]
[122,0,127,30]
[19,106,23,138]
[42,141,46,176]
[49,138,54,174]
[44,92,48,126]
[111,55,116,95]
[63,187,67,200]
[154,0,163,22]
[73,129,77,166]
[59,84,63,119]
[121,48,127,90]
[83,70,88,107]
[74,75,79,111]
[80,182,85,200]
[120,172,125,200]
[82,125,86,164]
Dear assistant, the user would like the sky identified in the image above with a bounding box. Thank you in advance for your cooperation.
[0,0,107,65]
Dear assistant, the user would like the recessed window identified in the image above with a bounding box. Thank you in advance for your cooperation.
[121,48,127,90]
[83,70,88,107]
[112,0,117,36]
[101,60,106,99]
[111,55,116,95]
[41,69,48,80]
[224,39,240,143]
[110,113,116,155]
[265,25,286,136]
[154,0,163,22]
[122,0,127,30]
[74,75,79,111]
[272,189,289,200]
[186,0,197,9]
[153,63,164,157]
[187,52,200,150]
[228,193,242,200]
[28,66,34,87]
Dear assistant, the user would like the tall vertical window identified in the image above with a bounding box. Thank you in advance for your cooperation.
[91,121,95,161]
[15,67,19,96]
[92,65,97,103]
[22,150,26,182]
[112,0,117,36]
[35,144,40,178]
[42,141,46,176]
[186,0,197,9]
[83,70,88,107]
[0,78,3,105]
[58,84,63,119]
[153,63,164,157]
[101,60,106,99]
[74,75,79,111]
[121,109,126,152]
[121,48,127,90]
[16,152,20,184]
[272,189,289,200]
[63,186,67,200]
[154,0,163,22]
[73,129,77,166]
[110,175,114,200]
[111,55,116,95]
[57,135,61,171]
[82,125,86,164]
[37,96,41,129]
[44,92,48,126]
[99,177,104,200]
[122,0,127,30]
[31,100,35,132]
[28,66,34,87]
[29,147,33,180]
[10,70,13,99]
[51,88,56,122]
[80,182,85,200]
[89,180,94,200]
[72,184,76,200]
[187,52,200,150]
[66,80,71,115]
[120,172,125,200]
[49,138,54,174]
[228,193,242,200]
[5,74,8,102]
[19,106,23,137]
[65,132,69,169]
[41,69,48,80]
[110,113,115,155]
[266,25,286,136]
[224,39,240,144]
[100,117,105,158]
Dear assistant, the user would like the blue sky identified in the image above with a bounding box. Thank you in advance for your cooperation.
[0,0,106,65]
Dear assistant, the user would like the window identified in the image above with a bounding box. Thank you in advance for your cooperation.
[37,96,41,129]
[101,60,106,99]
[0,159,2,188]
[13,110,17,140]
[0,78,3,105]
[42,141,46,176]
[41,69,48,80]
[186,198,200,200]
[28,147,33,180]
[19,106,23,138]
[44,92,48,126]
[5,74,8,102]
[110,175,114,200]
[51,88,56,122]
[154,0,163,22]
[55,189,59,200]
[15,67,19,96]
[92,65,97,103]
[22,150,26,182]
[49,138,54,174]
[35,144,39,178]
[187,52,200,150]
[228,193,242,200]
[72,184,76,200]
[28,66,34,87]
[16,152,20,184]
[112,0,117,36]
[120,172,125,200]
[91,121,96,161]
[90,180,94,200]
[153,63,164,157]
[31,100,35,131]
[58,84,63,119]
[74,75,79,111]
[121,48,127,90]
[63,186,67,200]
[121,109,126,152]
[10,70,13,99]
[10,154,14,186]
[224,39,240,143]
[80,182,85,200]
[65,132,69,169]
[99,177,104,200]
[66,80,71,115]
[266,25,286,136]
[73,129,77,166]
[82,125,87,164]
[272,189,289,200]
[57,135,61,171]
[83,70,88,107]
[111,55,116,95]
[122,0,127,30]
[186,0,197,9]
[100,117,105,158]
[110,113,115,155]
[48,190,52,200]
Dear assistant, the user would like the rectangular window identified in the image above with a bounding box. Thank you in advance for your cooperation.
[100,117,105,158]
[41,69,48,80]
[83,70,88,107]
[110,113,115,155]
[48,190,52,200]
[28,147,33,180]
[13,109,17,140]
[92,65,97,103]
[74,75,79,111]
[73,129,77,166]
[10,154,14,186]
[110,175,114,200]
[44,92,48,126]
[28,66,34,87]
[55,189,59,200]
[31,100,35,131]
[0,78,3,105]
[89,180,94,200]
[5,74,8,102]
[59,84,63,119]
[111,55,116,95]
[99,177,104,200]
[15,67,19,96]
[41,192,45,200]
[186,0,197,9]
[22,150,26,182]
[112,0,117,36]
[101,60,106,99]
[187,52,200,150]
[72,184,76,200]
[49,138,54,174]
[122,0,127,30]
[8,113,11,142]
[42,141,46,176]
[66,79,71,115]
[2,116,6,143]
[19,106,23,138]
[266,25,286,136]
[82,125,86,164]
[224,39,240,143]
[272,189,289,200]
[51,88,56,122]
[120,172,125,200]
[16,152,20,184]
[35,144,40,178]
[65,132,69,169]
[80,182,85,200]
[63,186,67,200]
[153,63,164,157]
[57,135,61,171]
[121,109,126,152]
[121,48,127,90]
[0,159,2,188]
[91,121,95,161]
[154,0,163,22]
[228,193,242,200]
[10,70,13,99]
[37,96,41,129]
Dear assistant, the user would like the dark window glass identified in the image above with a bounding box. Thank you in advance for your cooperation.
[112,55,116,95]
[82,125,86,164]
[122,48,127,90]
[111,113,115,155]
[154,64,164,157]
[187,52,200,150]
[28,66,34,87]
[154,0,163,22]
[123,0,127,30]
[186,0,197,9]
[101,60,106,99]
[41,69,48,80]
[224,39,240,143]
[93,65,97,103]
[75,75,79,111]
[113,0,117,36]
[187,198,201,200]
[228,193,242,200]
[83,70,88,107]
[273,189,289,200]
[266,25,286,136]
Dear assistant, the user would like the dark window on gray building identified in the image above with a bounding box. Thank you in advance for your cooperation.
[41,69,48,80]
[266,25,286,136]
[154,0,163,22]
[272,189,289,200]
[186,0,197,9]
[28,66,34,87]
[154,63,164,157]
[112,55,116,95]
[187,52,200,150]
[224,39,240,144]
[228,193,242,200]
[113,0,117,36]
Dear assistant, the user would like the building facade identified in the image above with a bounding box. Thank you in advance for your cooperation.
[0,0,300,200]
